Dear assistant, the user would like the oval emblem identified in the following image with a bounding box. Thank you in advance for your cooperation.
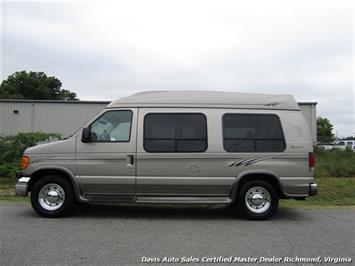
[189,165,200,175]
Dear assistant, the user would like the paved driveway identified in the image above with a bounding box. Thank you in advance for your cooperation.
[0,203,354,265]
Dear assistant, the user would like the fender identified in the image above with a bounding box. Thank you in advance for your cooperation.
[229,169,287,202]
[29,165,89,203]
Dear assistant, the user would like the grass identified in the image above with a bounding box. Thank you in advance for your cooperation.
[315,149,355,177]
[1,177,355,210]
[0,178,29,203]
[280,177,355,210]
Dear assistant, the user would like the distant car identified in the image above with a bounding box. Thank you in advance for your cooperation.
[318,144,334,151]
[332,141,355,151]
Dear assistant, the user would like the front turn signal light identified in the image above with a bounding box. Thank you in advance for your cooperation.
[21,156,29,170]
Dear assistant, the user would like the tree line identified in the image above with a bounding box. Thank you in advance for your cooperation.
[0,71,78,100]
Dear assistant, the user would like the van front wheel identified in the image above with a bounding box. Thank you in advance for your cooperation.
[30,175,73,218]
[237,180,279,220]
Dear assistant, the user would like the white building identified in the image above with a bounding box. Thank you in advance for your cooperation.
[0,99,317,143]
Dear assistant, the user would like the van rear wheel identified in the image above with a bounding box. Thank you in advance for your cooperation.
[30,175,73,218]
[237,180,279,220]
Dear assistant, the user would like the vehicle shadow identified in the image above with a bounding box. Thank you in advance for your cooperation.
[67,203,307,221]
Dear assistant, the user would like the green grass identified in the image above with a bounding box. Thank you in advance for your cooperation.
[0,178,29,203]
[315,149,355,177]
[280,177,355,210]
[0,195,29,203]
[1,177,355,210]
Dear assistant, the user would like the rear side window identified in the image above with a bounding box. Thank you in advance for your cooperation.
[223,114,285,152]
[144,113,207,152]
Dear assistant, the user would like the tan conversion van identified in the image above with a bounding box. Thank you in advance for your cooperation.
[16,91,317,220]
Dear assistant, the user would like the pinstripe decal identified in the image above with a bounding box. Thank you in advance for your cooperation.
[229,155,276,167]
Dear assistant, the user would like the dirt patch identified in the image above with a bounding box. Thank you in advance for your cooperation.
[0,187,15,195]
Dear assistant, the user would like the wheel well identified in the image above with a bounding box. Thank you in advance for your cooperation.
[28,169,73,192]
[232,174,285,200]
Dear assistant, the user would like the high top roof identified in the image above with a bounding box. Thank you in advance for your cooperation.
[107,91,300,110]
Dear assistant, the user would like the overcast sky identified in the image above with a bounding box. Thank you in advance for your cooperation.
[0,0,354,137]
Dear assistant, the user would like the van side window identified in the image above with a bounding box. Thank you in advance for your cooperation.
[144,113,207,152]
[223,114,285,152]
[90,110,132,142]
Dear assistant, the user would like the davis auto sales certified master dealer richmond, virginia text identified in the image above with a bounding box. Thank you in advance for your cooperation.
[141,256,352,264]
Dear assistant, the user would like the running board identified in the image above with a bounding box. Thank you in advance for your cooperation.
[135,196,232,204]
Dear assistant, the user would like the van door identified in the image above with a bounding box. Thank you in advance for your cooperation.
[136,108,232,197]
[75,108,137,201]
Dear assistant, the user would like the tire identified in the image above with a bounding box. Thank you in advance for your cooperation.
[30,175,74,218]
[236,180,279,220]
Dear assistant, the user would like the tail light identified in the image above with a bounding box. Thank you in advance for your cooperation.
[21,156,29,170]
[309,152,315,171]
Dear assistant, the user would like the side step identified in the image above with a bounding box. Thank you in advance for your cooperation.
[85,194,135,202]
[135,196,232,204]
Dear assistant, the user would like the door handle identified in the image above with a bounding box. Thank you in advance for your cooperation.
[126,155,134,166]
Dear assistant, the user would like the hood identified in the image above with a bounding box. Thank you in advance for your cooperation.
[24,137,76,155]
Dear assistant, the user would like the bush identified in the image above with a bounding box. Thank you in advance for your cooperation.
[0,132,61,178]
[0,161,21,179]
[316,148,355,177]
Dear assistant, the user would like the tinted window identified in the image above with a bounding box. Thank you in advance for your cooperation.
[90,110,132,142]
[223,114,285,152]
[144,113,207,152]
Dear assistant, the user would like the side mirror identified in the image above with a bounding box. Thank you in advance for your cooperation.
[82,127,91,143]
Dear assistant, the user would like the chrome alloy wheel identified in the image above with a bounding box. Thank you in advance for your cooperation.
[245,186,271,214]
[38,183,65,211]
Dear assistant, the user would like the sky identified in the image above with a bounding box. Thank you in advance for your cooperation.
[0,0,354,137]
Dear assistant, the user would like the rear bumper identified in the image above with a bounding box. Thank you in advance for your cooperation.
[15,177,30,196]
[279,177,318,197]
[309,183,318,196]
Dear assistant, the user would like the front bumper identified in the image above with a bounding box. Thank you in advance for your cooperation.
[15,177,30,196]
[309,183,318,196]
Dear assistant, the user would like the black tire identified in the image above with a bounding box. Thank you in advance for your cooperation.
[30,175,74,218]
[236,180,279,220]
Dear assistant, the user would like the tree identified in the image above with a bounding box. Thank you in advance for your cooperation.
[0,71,78,100]
[317,117,335,143]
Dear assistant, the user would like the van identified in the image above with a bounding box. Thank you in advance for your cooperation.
[15,91,318,220]
[333,140,355,151]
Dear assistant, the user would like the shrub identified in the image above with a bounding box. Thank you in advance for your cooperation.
[316,149,355,177]
[0,162,21,179]
[0,132,61,178]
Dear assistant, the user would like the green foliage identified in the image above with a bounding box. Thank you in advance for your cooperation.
[280,177,355,209]
[0,71,78,100]
[0,132,61,178]
[316,148,355,177]
[0,162,21,179]
[317,117,335,143]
